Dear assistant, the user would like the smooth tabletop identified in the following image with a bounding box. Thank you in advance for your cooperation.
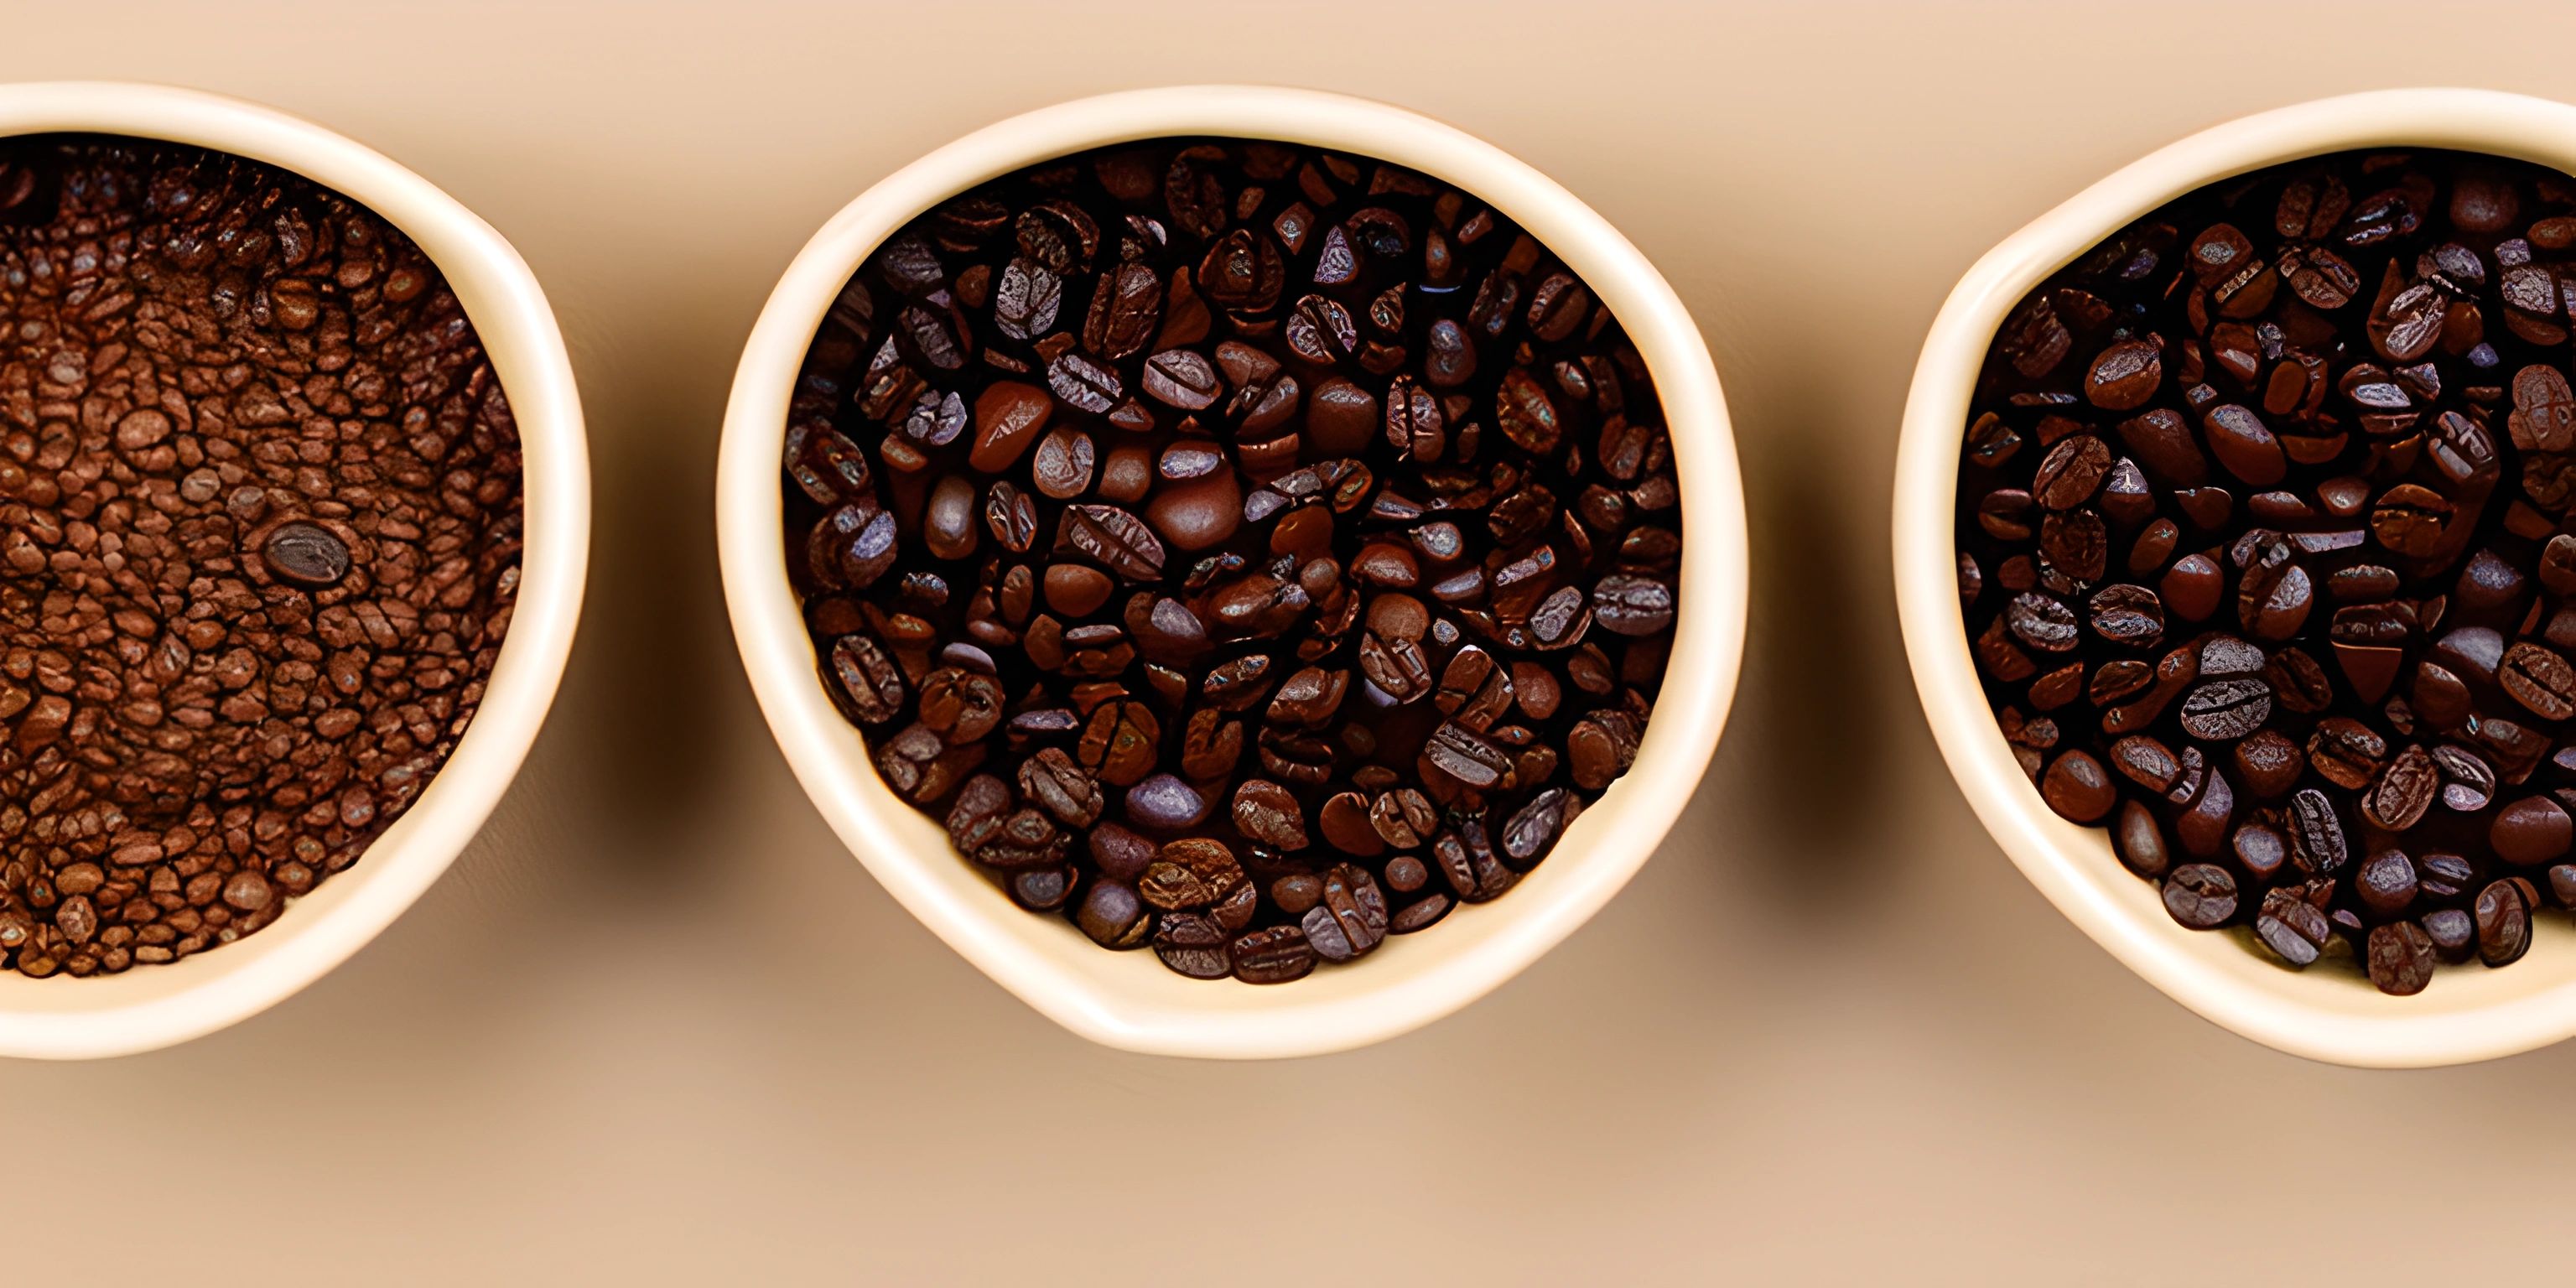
[5,1,2573,1281]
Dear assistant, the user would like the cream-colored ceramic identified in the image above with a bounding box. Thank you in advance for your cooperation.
[1896,87,2576,1067]
[0,82,589,1058]
[718,86,1745,1058]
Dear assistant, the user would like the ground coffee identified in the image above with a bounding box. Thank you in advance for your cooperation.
[0,137,522,976]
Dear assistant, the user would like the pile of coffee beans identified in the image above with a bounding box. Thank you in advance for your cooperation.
[1959,148,2576,995]
[785,138,1680,984]
[0,138,522,976]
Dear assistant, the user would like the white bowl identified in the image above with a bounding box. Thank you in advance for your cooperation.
[718,86,1746,1058]
[1895,87,2576,1068]
[0,83,589,1058]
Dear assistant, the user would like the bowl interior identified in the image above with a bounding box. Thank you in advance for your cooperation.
[0,83,586,1057]
[1896,87,2576,1067]
[719,86,1748,1058]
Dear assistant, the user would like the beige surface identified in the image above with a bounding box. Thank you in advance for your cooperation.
[5,1,2573,1281]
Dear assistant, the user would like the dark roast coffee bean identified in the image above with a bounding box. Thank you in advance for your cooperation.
[2356,849,2419,918]
[2256,887,2332,968]
[262,522,353,589]
[2163,864,2238,929]
[1153,911,1233,979]
[2177,678,2272,741]
[2419,853,2475,901]
[2288,788,2350,875]
[2366,921,2437,995]
[2423,907,2479,963]
[2475,879,2535,967]
[787,138,1675,983]
[1230,925,1317,984]
[2491,797,2573,865]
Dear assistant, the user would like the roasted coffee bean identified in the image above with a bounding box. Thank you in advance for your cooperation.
[2367,921,2438,995]
[2163,864,2238,929]
[262,522,353,589]
[2491,797,2573,865]
[2475,879,2535,967]
[2256,887,2332,967]
[2501,642,2576,720]
[788,138,1674,983]
[2006,593,2080,652]
[2112,800,2171,877]
[2424,908,2479,963]
[2288,787,2350,875]
[2033,434,2111,509]
[2177,678,2272,742]
[2308,719,2388,791]
[1302,863,1389,962]
[2232,729,2306,798]
[2356,849,2419,918]
[2040,750,2116,823]
[2419,853,2475,901]
[2088,584,2164,646]
[2361,744,2438,831]
[1077,881,1151,948]
[1153,911,1233,979]
[1230,924,1317,984]
[2085,340,2163,409]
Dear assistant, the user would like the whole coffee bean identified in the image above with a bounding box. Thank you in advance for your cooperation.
[2159,555,2225,621]
[1389,894,1452,933]
[2424,907,2479,963]
[2178,678,2272,741]
[2491,797,2573,865]
[2356,849,2419,918]
[1078,882,1153,948]
[2361,744,2438,831]
[2033,434,2111,509]
[2308,719,2388,791]
[1154,911,1233,979]
[2111,800,2169,877]
[2085,340,2163,409]
[2256,887,2332,968]
[970,381,1053,472]
[2419,853,2475,901]
[1230,925,1317,984]
[2475,879,2535,967]
[2163,864,2238,929]
[2232,729,2305,798]
[2288,788,2350,875]
[2366,921,2437,995]
[262,522,353,589]
[2500,642,2576,720]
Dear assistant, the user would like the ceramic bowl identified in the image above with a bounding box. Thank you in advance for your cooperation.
[0,82,589,1058]
[1895,87,2576,1067]
[717,85,1745,1058]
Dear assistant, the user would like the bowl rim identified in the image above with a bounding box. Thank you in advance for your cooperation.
[0,80,589,1058]
[1894,86,2576,1068]
[715,84,1747,1058]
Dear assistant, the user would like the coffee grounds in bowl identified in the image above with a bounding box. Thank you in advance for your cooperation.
[0,137,522,976]
[1958,148,2576,995]
[783,139,1680,983]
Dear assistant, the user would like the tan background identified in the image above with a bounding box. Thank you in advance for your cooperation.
[4,1,2573,1281]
